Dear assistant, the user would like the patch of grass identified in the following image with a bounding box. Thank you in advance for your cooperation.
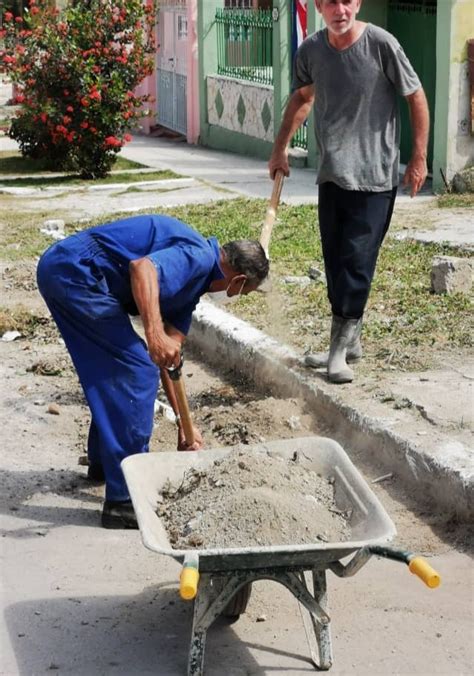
[0,209,64,260]
[0,305,48,337]
[0,150,149,175]
[2,198,471,371]
[437,193,474,209]
[159,199,473,369]
[0,168,180,188]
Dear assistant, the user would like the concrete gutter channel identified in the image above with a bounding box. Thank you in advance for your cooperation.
[190,301,473,521]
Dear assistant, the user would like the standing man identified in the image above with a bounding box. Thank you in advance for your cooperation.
[269,0,429,383]
[37,214,269,528]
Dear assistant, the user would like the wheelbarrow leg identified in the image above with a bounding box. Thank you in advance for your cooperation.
[299,570,333,670]
[188,587,208,676]
[188,572,252,676]
[188,630,206,676]
[188,573,224,676]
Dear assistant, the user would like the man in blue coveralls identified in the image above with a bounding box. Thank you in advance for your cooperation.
[37,214,269,529]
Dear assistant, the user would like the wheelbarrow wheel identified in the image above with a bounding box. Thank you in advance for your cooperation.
[222,583,252,623]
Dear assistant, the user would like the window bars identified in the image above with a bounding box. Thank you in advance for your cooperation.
[215,8,273,86]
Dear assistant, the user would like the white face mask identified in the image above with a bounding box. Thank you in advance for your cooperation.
[208,279,245,306]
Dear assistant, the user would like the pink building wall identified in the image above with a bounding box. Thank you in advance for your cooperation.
[186,0,199,144]
[134,0,158,135]
[135,0,199,143]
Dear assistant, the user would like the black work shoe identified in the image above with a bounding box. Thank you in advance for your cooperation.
[87,464,105,482]
[101,500,138,529]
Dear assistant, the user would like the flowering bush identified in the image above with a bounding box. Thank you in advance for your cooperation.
[1,0,156,178]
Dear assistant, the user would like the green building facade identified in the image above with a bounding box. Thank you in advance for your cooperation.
[198,0,474,192]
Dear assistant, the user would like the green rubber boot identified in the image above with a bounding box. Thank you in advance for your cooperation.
[305,317,362,369]
[327,316,362,384]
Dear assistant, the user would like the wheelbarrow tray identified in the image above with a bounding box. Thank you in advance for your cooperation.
[122,436,396,573]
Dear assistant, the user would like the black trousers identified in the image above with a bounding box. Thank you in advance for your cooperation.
[318,182,397,319]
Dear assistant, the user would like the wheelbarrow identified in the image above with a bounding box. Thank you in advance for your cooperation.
[122,436,440,675]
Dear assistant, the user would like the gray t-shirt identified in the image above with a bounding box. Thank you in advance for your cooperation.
[292,24,421,191]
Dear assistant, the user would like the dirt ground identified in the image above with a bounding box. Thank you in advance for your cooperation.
[1,255,473,675]
[1,256,471,557]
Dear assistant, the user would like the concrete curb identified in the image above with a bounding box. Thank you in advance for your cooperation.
[0,177,196,195]
[189,300,473,520]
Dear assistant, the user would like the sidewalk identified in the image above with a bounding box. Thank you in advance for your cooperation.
[1,134,473,517]
[4,132,472,247]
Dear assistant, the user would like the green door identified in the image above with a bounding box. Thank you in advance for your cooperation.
[387,0,437,170]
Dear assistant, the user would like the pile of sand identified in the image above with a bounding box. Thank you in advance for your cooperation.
[158,449,351,549]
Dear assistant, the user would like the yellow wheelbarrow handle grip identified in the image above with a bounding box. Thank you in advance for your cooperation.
[364,546,441,590]
[408,557,441,588]
[180,566,199,600]
[179,554,200,600]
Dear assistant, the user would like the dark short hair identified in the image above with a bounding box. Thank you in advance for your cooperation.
[222,240,269,286]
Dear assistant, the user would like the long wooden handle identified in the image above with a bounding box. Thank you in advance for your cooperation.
[172,376,195,446]
[260,170,285,257]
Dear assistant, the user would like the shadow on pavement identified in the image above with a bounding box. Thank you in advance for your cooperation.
[4,585,315,675]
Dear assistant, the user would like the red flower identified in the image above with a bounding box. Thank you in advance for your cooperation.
[15,16,23,23]
[80,97,90,107]
[62,115,72,125]
[123,133,132,143]
[104,135,122,147]
[89,90,101,101]
[66,105,74,112]
[80,121,89,129]
[15,94,25,103]
[30,6,40,15]
[3,55,17,64]
[4,11,13,21]
[39,112,48,123]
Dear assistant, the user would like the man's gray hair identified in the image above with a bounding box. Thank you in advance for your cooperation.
[222,240,269,286]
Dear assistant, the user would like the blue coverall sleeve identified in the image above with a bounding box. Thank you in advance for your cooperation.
[146,244,213,298]
[146,244,214,335]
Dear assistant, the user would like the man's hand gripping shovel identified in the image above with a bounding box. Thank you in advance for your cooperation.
[260,169,285,257]
[166,354,198,450]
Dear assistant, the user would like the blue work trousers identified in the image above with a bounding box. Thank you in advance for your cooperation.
[318,182,397,319]
[37,235,159,501]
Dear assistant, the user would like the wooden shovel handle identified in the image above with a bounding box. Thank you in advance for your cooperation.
[260,170,285,256]
[172,376,195,446]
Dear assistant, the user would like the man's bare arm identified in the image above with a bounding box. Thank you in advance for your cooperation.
[129,257,181,368]
[403,88,430,198]
[269,84,315,178]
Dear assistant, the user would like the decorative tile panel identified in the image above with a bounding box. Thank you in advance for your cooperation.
[215,89,224,119]
[261,100,272,133]
[207,75,274,142]
[237,95,246,126]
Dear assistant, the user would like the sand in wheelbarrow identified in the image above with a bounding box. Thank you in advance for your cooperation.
[158,449,351,549]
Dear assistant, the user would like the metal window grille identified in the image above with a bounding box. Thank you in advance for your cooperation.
[291,121,308,151]
[388,0,437,16]
[215,8,273,85]
[224,0,253,7]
